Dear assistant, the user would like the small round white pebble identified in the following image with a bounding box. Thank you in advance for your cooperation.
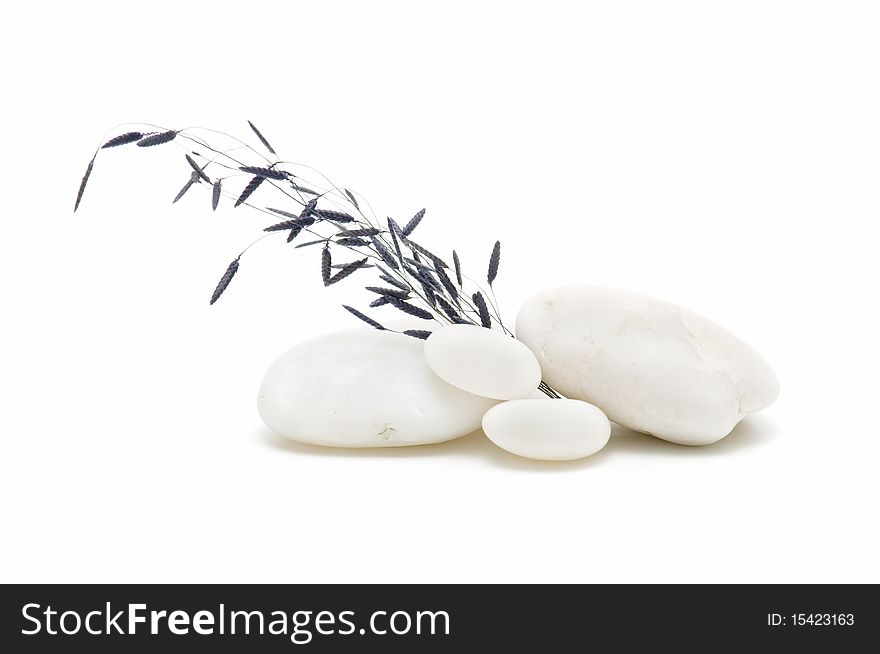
[424,324,542,400]
[481,399,611,461]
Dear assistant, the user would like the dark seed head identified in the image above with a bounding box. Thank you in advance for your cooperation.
[335,237,370,247]
[74,156,95,212]
[365,286,410,300]
[379,273,410,291]
[371,236,399,270]
[264,219,313,232]
[291,183,319,196]
[344,189,359,210]
[472,291,492,328]
[211,180,222,210]
[314,209,355,223]
[386,297,434,320]
[487,240,501,285]
[286,225,303,243]
[387,217,404,262]
[247,120,277,156]
[435,266,459,306]
[327,258,368,285]
[235,176,264,207]
[405,238,448,268]
[453,250,462,287]
[186,154,211,183]
[137,130,177,147]
[336,227,380,237]
[321,246,332,286]
[172,178,195,203]
[342,305,384,330]
[402,208,426,236]
[239,166,288,181]
[295,239,329,249]
[436,295,461,321]
[210,257,240,305]
[102,131,143,148]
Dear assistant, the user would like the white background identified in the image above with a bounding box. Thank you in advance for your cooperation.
[1,1,878,583]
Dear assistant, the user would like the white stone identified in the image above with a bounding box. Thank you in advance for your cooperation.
[423,324,542,400]
[516,286,780,445]
[482,399,611,460]
[258,326,497,447]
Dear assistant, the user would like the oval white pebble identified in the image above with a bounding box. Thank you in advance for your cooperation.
[516,286,780,445]
[258,325,497,447]
[481,399,611,461]
[424,324,542,400]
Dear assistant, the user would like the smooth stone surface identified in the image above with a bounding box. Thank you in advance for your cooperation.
[258,326,497,447]
[424,324,542,400]
[516,286,780,446]
[482,399,611,460]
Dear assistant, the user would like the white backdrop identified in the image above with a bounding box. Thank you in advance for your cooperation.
[1,1,878,583]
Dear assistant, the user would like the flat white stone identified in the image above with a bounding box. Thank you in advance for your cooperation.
[423,324,542,400]
[258,326,497,447]
[482,399,611,460]
[516,286,780,445]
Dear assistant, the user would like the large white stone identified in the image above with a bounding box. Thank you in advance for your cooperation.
[482,399,611,460]
[516,286,780,445]
[424,324,541,400]
[258,326,497,447]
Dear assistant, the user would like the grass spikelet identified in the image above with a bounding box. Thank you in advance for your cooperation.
[453,250,462,286]
[74,156,95,212]
[436,295,461,321]
[321,246,332,286]
[287,225,303,242]
[137,130,177,147]
[267,207,298,219]
[327,258,369,285]
[487,240,501,285]
[387,218,404,262]
[403,329,432,340]
[235,175,264,207]
[387,297,434,320]
[387,218,405,262]
[402,208,426,236]
[345,189,359,210]
[472,292,491,328]
[239,166,287,180]
[212,180,221,210]
[405,258,442,286]
[379,273,409,291]
[247,120,277,156]
[342,305,384,330]
[186,154,211,183]
[264,219,309,232]
[314,209,355,223]
[369,297,389,307]
[333,263,373,269]
[102,132,143,148]
[173,176,196,203]
[295,239,328,249]
[335,237,370,247]
[365,286,410,300]
[210,257,240,305]
[291,183,319,196]
[424,286,437,308]
[337,227,380,237]
[371,236,399,270]
[405,239,448,268]
[435,266,459,305]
